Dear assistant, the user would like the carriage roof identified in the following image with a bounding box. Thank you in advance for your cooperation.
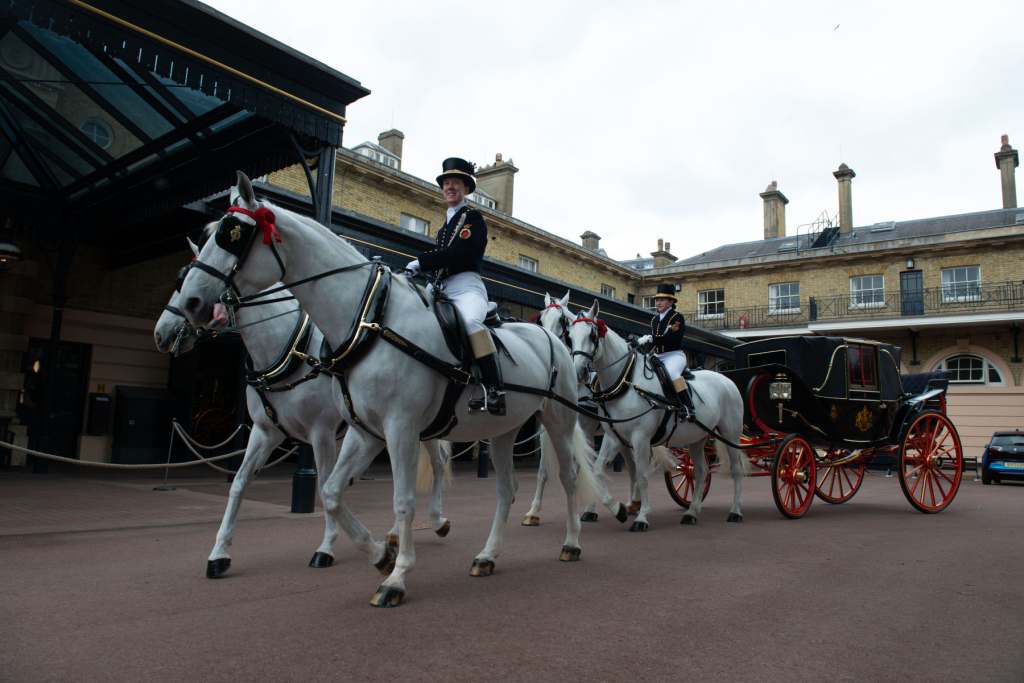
[734,335,904,402]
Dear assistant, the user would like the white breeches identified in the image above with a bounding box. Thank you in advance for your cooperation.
[432,271,488,334]
[656,350,687,377]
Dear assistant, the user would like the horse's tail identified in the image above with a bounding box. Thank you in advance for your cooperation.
[415,441,453,493]
[713,438,750,477]
[651,445,678,473]
[542,424,600,507]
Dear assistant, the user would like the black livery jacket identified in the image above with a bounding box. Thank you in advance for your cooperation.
[418,205,488,281]
[650,308,685,354]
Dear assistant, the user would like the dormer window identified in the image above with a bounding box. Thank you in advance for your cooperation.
[354,144,399,170]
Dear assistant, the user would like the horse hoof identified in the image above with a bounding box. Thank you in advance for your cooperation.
[374,545,397,576]
[727,513,744,523]
[308,552,334,568]
[626,501,642,515]
[580,511,599,523]
[385,533,399,549]
[559,545,582,562]
[369,585,405,608]
[615,504,629,524]
[470,559,495,577]
[521,515,540,527]
[680,515,697,526]
[435,520,451,538]
[629,521,649,533]
[206,558,231,579]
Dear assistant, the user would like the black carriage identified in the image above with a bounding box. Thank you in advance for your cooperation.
[664,335,963,518]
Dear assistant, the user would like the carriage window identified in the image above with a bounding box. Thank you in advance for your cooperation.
[698,289,725,319]
[768,282,799,314]
[847,344,878,389]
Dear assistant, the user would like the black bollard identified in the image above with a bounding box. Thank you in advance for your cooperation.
[291,442,317,513]
[477,441,490,478]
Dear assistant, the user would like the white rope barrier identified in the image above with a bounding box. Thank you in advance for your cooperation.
[171,420,250,450]
[0,439,245,470]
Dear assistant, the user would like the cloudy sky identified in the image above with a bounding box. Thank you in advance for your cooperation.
[209,0,1023,262]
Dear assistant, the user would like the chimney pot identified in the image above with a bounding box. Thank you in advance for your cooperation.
[833,163,856,234]
[580,230,601,252]
[760,180,789,239]
[475,154,519,214]
[377,129,404,168]
[995,134,1019,208]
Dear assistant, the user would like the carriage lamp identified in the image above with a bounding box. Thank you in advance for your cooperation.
[769,380,792,401]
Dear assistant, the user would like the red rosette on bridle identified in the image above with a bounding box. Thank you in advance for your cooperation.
[228,206,281,245]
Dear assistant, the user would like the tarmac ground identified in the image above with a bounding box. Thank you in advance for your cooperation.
[2,459,1022,682]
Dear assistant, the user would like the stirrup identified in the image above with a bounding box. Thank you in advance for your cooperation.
[469,387,506,416]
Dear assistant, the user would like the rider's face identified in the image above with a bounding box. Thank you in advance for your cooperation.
[654,297,673,313]
[442,177,468,207]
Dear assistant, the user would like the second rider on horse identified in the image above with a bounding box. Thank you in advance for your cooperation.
[637,283,695,421]
[406,157,506,416]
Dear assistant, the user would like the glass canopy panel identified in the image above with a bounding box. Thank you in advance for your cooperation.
[2,150,39,186]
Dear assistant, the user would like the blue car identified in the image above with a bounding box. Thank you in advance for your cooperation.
[981,431,1024,484]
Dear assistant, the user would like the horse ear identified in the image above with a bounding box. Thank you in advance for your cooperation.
[236,171,255,206]
[560,291,570,307]
[544,292,552,307]
[186,237,199,257]
[592,299,600,318]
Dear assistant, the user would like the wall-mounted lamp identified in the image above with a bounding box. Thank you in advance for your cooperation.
[905,257,915,270]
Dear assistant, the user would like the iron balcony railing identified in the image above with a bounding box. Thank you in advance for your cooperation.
[687,280,1024,331]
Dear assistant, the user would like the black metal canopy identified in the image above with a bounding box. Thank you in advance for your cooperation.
[0,0,369,231]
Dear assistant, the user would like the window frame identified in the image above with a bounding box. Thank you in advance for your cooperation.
[399,213,430,235]
[517,254,539,272]
[698,288,725,320]
[600,283,616,298]
[940,266,981,303]
[768,281,800,315]
[849,274,886,309]
[934,354,1004,385]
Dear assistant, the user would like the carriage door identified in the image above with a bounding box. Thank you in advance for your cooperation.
[900,270,924,316]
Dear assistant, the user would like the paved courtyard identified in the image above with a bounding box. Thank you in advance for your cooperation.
[1,462,1022,682]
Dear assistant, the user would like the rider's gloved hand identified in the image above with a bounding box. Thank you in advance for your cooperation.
[637,334,653,349]
[405,259,421,275]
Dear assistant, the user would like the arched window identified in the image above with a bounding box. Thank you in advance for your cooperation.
[934,354,1004,385]
[80,118,113,150]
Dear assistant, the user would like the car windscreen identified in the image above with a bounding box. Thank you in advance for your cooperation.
[991,435,1024,448]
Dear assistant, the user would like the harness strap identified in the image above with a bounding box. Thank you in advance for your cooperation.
[251,386,297,442]
[245,313,312,388]
[333,371,385,442]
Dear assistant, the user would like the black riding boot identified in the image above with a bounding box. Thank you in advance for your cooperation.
[671,377,696,422]
[470,352,506,416]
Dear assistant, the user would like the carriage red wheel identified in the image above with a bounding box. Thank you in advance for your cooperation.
[664,443,715,509]
[898,411,963,513]
[814,449,867,504]
[771,435,817,519]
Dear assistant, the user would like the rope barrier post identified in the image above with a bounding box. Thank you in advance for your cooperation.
[153,421,178,491]
[290,442,316,513]
[477,440,490,478]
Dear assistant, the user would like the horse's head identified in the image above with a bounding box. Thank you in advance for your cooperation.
[179,171,287,327]
[154,244,201,355]
[569,300,606,382]
[539,290,571,344]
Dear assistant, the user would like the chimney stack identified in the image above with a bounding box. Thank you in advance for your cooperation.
[759,180,789,239]
[580,230,601,252]
[377,129,404,168]
[833,163,856,234]
[476,153,519,214]
[650,238,677,268]
[994,134,1019,209]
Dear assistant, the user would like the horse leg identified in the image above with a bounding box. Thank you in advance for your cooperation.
[425,440,451,538]
[522,445,547,526]
[682,438,709,525]
[371,428,421,607]
[320,429,393,577]
[581,434,615,522]
[628,435,654,532]
[207,426,284,578]
[308,427,341,568]
[726,441,745,523]
[471,431,518,576]
[624,448,642,516]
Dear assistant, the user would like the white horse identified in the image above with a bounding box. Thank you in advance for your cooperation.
[177,172,605,607]
[522,292,639,526]
[568,301,748,528]
[154,260,451,578]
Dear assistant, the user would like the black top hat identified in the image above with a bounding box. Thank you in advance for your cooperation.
[436,157,476,194]
[653,283,677,302]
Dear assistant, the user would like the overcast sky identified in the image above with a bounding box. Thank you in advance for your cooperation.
[209,0,1024,262]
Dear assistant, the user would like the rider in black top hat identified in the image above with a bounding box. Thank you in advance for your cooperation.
[637,283,695,420]
[405,157,505,415]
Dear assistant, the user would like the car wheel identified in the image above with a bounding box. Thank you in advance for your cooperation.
[981,469,992,485]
